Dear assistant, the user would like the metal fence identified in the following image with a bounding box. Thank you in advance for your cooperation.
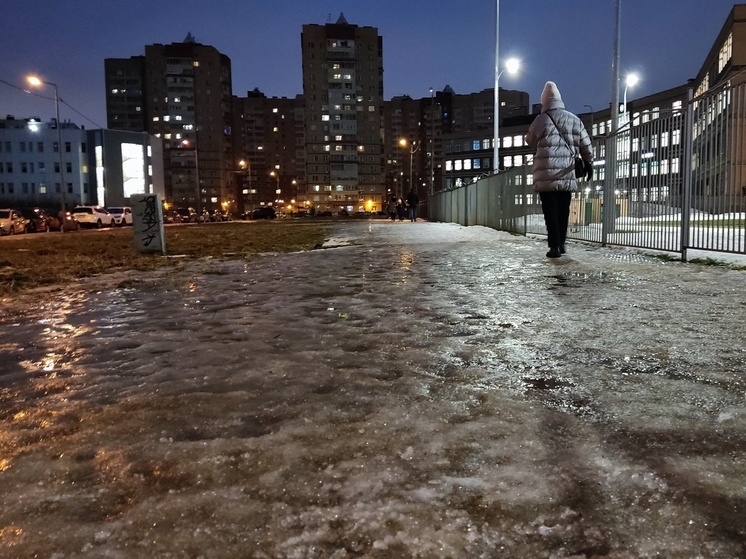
[429,80,746,261]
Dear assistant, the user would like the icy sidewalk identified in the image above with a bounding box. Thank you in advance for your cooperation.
[0,221,744,558]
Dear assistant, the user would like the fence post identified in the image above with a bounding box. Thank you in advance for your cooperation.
[681,88,694,262]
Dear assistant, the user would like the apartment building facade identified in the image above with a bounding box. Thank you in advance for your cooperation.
[105,35,233,214]
[384,86,531,198]
[301,14,385,214]
[231,90,304,215]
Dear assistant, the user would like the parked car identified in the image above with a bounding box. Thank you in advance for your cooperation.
[43,208,80,231]
[0,209,28,235]
[318,210,333,217]
[72,206,116,229]
[250,207,276,220]
[18,207,50,233]
[176,207,199,223]
[107,206,133,226]
[163,209,183,224]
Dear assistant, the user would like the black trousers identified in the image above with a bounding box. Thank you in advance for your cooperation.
[539,191,572,249]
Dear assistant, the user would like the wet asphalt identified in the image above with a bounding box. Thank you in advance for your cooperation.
[0,220,744,558]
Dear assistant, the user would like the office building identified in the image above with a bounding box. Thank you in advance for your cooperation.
[0,116,163,209]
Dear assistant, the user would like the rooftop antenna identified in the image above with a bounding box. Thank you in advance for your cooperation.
[326,13,332,23]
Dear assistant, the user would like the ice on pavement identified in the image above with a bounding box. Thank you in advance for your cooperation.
[0,221,745,558]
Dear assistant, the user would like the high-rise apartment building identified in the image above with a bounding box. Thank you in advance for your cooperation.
[105,34,233,214]
[301,14,385,214]
[232,89,304,215]
[383,86,531,200]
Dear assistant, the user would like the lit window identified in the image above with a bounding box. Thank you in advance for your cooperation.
[163,116,170,122]
[445,160,452,171]
[321,115,330,121]
[503,136,513,148]
[513,135,523,147]
[473,140,481,150]
[335,145,343,151]
[515,155,524,166]
[153,117,160,122]
[174,115,182,121]
[335,135,343,141]
[503,156,513,168]
[273,108,278,113]
[368,106,375,112]
[273,127,279,132]
[193,61,199,67]
[454,160,462,171]
[464,159,472,170]
[482,139,491,149]
[473,159,481,169]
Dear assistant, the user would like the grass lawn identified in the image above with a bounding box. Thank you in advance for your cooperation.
[0,221,331,296]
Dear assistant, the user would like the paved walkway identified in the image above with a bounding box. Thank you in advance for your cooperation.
[0,221,744,558]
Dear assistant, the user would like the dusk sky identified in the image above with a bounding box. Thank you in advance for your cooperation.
[1,0,740,128]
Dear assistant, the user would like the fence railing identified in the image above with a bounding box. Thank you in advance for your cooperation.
[429,81,746,261]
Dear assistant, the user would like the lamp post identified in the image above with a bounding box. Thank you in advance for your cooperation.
[623,73,639,114]
[270,171,280,205]
[399,139,420,199]
[493,58,520,173]
[181,139,201,219]
[27,75,67,229]
[429,87,435,196]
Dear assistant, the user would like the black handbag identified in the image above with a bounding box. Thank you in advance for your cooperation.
[546,111,588,180]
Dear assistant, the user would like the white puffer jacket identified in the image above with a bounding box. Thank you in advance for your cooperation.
[526,97,594,193]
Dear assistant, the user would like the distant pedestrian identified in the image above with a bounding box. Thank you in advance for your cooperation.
[406,189,419,222]
[526,81,593,258]
[396,198,406,221]
[388,196,398,221]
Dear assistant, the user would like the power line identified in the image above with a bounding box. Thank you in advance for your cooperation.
[0,77,103,128]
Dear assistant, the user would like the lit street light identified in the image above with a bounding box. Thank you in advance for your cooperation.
[493,57,520,173]
[623,73,639,113]
[27,75,67,229]
[399,138,421,199]
[181,139,202,219]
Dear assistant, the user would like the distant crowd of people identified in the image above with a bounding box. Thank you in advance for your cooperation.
[388,189,420,222]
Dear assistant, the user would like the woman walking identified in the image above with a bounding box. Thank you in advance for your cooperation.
[526,81,593,258]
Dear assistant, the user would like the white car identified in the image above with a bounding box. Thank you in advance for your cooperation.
[0,209,28,235]
[72,206,116,229]
[107,206,133,226]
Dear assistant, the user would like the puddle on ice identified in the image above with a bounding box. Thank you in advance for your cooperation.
[0,222,744,558]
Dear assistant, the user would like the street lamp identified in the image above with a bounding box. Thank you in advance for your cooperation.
[270,170,280,196]
[27,75,67,228]
[623,73,639,113]
[181,139,201,219]
[429,87,435,196]
[493,58,520,173]
[399,138,421,199]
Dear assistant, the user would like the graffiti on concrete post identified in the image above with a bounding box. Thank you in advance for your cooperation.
[131,193,166,254]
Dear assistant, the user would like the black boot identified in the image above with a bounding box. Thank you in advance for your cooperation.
[559,243,566,254]
[546,247,561,258]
